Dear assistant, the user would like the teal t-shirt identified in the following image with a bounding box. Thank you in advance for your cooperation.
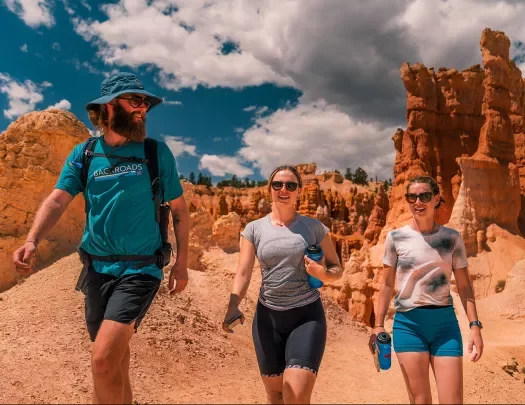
[55,137,183,280]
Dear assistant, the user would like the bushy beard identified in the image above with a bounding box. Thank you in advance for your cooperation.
[109,102,147,142]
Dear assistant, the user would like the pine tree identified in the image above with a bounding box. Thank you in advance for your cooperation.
[189,172,196,184]
[344,168,353,181]
[353,167,369,186]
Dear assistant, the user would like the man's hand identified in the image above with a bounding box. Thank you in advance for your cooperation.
[168,261,188,294]
[12,241,38,276]
[468,327,484,362]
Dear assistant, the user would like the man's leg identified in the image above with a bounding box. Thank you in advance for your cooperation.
[91,320,135,404]
[121,346,132,404]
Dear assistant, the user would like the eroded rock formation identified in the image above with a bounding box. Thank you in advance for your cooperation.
[0,110,88,292]
[364,187,389,245]
[448,29,520,255]
[212,212,242,253]
[340,28,525,327]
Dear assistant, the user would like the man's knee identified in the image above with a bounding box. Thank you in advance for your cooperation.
[91,346,124,378]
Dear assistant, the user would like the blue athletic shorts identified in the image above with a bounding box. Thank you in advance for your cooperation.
[393,305,463,357]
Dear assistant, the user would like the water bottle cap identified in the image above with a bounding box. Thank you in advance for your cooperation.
[377,332,391,344]
[306,244,322,254]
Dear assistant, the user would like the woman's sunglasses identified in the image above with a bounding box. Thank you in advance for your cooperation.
[405,192,434,204]
[271,181,299,192]
[118,95,152,110]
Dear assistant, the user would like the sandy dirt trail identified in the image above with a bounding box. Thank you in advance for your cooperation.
[0,249,524,404]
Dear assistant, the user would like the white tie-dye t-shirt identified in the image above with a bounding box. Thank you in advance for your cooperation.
[383,225,468,312]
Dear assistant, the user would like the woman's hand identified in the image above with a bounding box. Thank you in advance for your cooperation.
[304,255,326,280]
[468,327,484,362]
[222,306,245,334]
[369,326,386,354]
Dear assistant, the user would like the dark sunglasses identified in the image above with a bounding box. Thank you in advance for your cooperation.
[117,95,151,110]
[271,181,299,192]
[405,192,434,204]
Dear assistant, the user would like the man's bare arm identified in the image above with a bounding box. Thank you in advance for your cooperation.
[168,195,190,267]
[13,189,74,270]
[27,189,74,244]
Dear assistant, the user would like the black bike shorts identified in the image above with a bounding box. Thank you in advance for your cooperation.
[252,298,327,377]
[83,267,160,342]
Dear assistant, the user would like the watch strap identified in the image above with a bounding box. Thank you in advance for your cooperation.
[469,320,482,329]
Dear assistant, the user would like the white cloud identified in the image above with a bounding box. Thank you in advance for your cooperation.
[239,100,397,179]
[47,99,71,111]
[52,42,61,51]
[72,0,295,90]
[161,135,197,158]
[255,106,269,116]
[199,154,253,177]
[163,99,183,106]
[234,127,244,133]
[5,0,54,28]
[72,1,525,120]
[72,0,525,178]
[80,0,91,11]
[400,0,525,70]
[0,73,49,119]
[20,44,28,52]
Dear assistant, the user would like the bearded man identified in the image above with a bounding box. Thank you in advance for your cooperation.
[12,72,190,404]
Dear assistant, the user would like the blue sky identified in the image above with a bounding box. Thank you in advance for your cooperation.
[2,0,525,183]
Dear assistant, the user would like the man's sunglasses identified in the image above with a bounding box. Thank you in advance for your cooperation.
[117,95,151,110]
[405,192,434,204]
[271,181,299,192]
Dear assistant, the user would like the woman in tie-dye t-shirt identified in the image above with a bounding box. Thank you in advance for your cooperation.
[371,176,484,405]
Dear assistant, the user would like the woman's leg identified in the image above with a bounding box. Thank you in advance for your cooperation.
[393,310,432,404]
[252,302,287,404]
[261,375,285,404]
[396,352,432,404]
[430,356,463,404]
[282,299,326,404]
[428,306,464,404]
[282,368,316,404]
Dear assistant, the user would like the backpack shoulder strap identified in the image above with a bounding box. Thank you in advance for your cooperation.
[80,137,99,192]
[144,138,161,222]
[144,138,159,187]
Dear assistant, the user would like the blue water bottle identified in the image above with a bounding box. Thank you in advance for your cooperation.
[377,332,392,370]
[305,244,324,288]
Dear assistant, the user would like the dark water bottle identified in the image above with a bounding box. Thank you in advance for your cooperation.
[305,244,324,288]
[377,332,392,370]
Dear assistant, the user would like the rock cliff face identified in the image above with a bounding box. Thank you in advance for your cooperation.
[212,212,242,253]
[448,29,520,255]
[338,28,525,326]
[381,28,522,246]
[364,187,389,245]
[478,258,525,319]
[0,110,89,292]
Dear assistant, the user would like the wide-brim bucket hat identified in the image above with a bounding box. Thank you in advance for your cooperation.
[85,72,163,111]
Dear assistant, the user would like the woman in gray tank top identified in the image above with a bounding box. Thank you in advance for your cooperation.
[222,165,343,404]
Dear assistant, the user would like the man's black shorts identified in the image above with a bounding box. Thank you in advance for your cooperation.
[83,266,161,342]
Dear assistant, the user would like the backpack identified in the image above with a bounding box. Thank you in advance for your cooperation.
[76,137,171,273]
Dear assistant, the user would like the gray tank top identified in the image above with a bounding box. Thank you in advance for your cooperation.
[241,214,329,310]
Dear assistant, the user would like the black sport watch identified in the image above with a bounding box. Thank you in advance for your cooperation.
[469,320,483,329]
